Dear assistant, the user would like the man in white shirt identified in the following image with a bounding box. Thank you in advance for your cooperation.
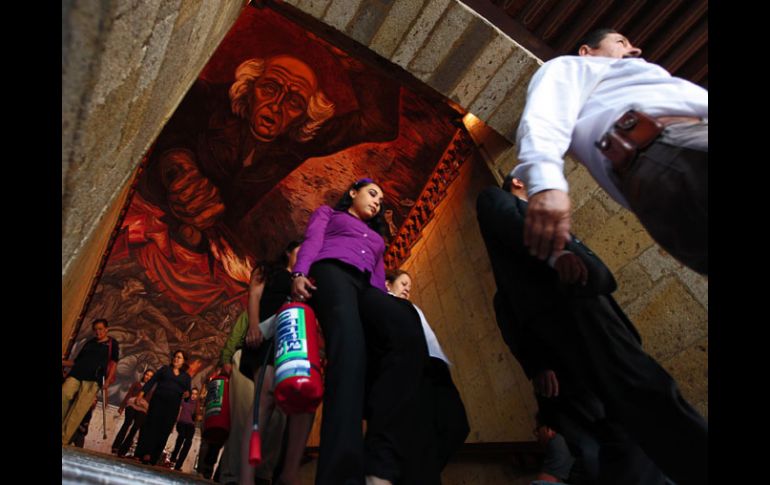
[512,29,707,274]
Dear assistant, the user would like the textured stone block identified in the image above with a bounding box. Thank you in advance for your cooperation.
[390,0,451,69]
[322,0,364,32]
[468,49,538,120]
[660,337,708,418]
[485,62,538,141]
[565,164,601,212]
[614,261,654,307]
[584,209,655,273]
[297,0,332,18]
[368,0,426,58]
[592,188,621,219]
[427,16,496,94]
[637,244,682,281]
[571,195,612,243]
[450,33,515,108]
[344,0,392,46]
[628,278,708,361]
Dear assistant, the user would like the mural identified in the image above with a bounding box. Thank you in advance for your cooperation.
[73,5,466,405]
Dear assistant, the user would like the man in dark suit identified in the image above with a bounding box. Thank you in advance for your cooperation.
[476,176,707,485]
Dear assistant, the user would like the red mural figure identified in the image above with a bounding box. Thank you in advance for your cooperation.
[134,47,400,314]
[79,7,463,405]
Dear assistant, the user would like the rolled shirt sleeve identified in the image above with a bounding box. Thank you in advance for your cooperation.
[513,57,606,197]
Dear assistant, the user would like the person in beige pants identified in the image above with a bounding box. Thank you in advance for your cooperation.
[62,318,119,445]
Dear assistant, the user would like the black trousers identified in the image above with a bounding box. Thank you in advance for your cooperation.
[171,421,196,469]
[537,392,671,485]
[399,357,469,485]
[360,290,429,483]
[477,187,707,485]
[195,439,223,479]
[620,132,708,274]
[135,391,181,464]
[113,407,148,456]
[309,260,427,485]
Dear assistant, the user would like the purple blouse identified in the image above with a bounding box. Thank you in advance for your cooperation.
[294,205,387,292]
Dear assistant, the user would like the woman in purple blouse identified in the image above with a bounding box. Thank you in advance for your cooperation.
[292,178,429,485]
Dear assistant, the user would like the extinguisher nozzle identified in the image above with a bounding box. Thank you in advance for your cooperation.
[248,430,262,466]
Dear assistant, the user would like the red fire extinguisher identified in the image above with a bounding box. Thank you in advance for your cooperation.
[248,300,325,466]
[273,301,324,414]
[202,372,230,445]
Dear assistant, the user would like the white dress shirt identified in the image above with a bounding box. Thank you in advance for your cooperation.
[513,55,708,208]
[412,304,451,365]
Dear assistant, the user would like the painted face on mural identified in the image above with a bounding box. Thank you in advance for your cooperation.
[250,56,318,142]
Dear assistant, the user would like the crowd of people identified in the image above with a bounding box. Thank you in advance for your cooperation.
[63,28,707,485]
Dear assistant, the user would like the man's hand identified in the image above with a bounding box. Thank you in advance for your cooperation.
[524,190,572,260]
[533,369,560,398]
[245,320,264,349]
[534,425,557,446]
[291,275,317,301]
[553,252,588,286]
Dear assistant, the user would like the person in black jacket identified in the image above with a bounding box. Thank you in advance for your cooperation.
[62,318,119,445]
[476,175,707,485]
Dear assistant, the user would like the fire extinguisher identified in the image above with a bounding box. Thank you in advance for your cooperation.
[273,301,324,414]
[202,372,230,445]
[248,300,325,466]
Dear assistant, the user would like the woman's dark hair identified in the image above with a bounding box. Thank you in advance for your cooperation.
[571,28,618,55]
[334,179,387,237]
[385,269,410,284]
[252,239,304,286]
[170,349,189,373]
[91,318,109,329]
[279,239,303,268]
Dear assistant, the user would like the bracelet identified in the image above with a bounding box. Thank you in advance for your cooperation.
[290,271,306,280]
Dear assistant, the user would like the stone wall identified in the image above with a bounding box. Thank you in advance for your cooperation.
[62,0,247,351]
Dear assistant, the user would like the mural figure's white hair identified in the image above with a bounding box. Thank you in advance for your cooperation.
[229,57,335,142]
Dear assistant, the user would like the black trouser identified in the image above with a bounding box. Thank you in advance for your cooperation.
[170,421,196,469]
[620,128,708,275]
[477,187,707,485]
[309,260,427,485]
[537,391,670,485]
[399,357,469,485]
[115,409,148,456]
[135,391,181,464]
[195,439,222,479]
[360,290,429,483]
